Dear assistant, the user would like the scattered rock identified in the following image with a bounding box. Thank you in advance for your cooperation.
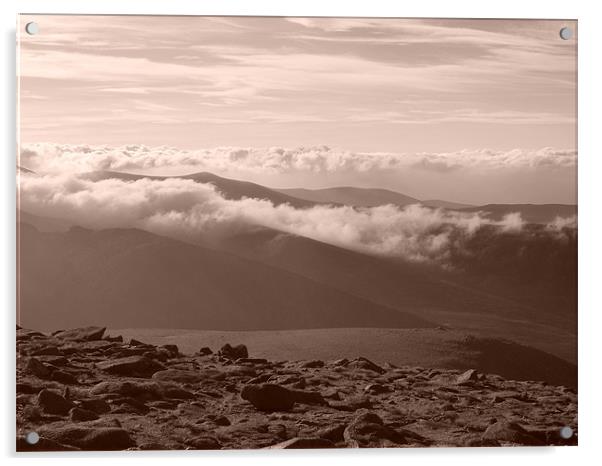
[218,343,248,360]
[16,325,578,451]
[241,383,296,412]
[96,356,165,378]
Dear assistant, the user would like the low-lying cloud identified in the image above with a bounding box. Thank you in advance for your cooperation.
[20,143,577,176]
[19,172,548,264]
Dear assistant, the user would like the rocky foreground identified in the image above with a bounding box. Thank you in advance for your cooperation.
[16,326,577,451]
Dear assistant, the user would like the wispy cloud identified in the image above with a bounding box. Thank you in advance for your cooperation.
[18,16,576,152]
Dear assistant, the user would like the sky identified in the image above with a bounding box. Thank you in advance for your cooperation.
[18,16,577,204]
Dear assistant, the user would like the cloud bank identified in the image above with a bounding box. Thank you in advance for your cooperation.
[19,172,544,264]
[20,143,577,176]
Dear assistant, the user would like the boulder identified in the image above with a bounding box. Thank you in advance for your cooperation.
[53,327,106,341]
[198,347,213,356]
[218,343,248,360]
[96,356,165,378]
[240,383,296,412]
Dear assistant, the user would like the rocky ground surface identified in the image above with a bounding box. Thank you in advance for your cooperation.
[16,326,577,451]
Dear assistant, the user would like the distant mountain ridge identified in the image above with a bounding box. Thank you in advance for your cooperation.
[275,186,420,208]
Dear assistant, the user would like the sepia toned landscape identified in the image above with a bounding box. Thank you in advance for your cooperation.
[17,16,577,450]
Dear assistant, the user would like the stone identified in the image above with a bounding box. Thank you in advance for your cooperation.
[343,411,426,448]
[70,407,100,422]
[96,356,165,378]
[53,327,106,341]
[38,426,134,450]
[51,370,78,385]
[241,383,296,412]
[31,345,62,356]
[187,436,221,450]
[78,398,111,414]
[104,335,123,342]
[266,437,335,449]
[347,357,386,374]
[290,389,327,406]
[161,344,179,358]
[152,369,204,384]
[198,347,213,356]
[301,360,325,368]
[218,343,248,360]
[456,369,479,385]
[16,436,80,451]
[364,383,391,394]
[26,357,51,378]
[315,424,346,443]
[482,421,545,446]
[36,388,74,415]
[129,338,148,347]
[329,395,373,411]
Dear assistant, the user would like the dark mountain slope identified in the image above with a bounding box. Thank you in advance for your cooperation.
[17,223,434,332]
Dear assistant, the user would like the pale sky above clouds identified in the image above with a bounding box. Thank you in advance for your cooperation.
[17,16,577,203]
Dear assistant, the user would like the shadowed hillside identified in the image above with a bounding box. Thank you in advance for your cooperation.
[17,223,434,332]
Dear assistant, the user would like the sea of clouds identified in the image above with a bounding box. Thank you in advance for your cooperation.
[18,171,535,263]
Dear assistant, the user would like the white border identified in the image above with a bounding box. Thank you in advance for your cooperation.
[2,1,600,464]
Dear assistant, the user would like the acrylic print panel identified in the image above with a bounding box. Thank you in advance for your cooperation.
[16,15,577,451]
